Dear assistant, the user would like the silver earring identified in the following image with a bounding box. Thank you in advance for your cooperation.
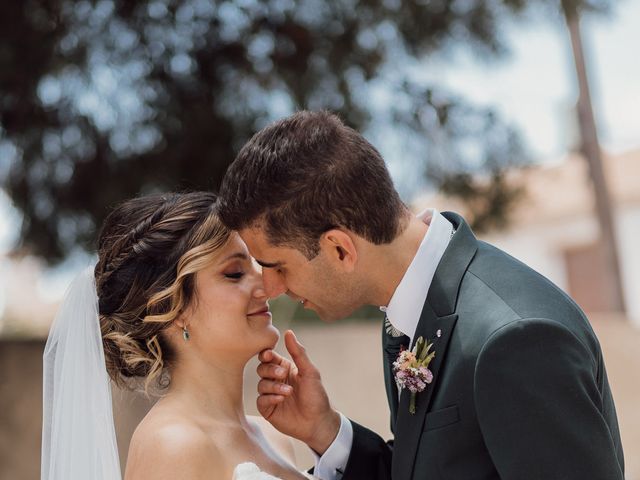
[182,326,190,341]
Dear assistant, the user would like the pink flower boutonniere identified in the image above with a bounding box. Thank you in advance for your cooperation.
[393,336,436,414]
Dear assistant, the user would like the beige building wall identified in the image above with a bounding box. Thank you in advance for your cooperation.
[617,206,640,324]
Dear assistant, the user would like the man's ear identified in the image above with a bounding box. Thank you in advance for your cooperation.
[320,229,358,272]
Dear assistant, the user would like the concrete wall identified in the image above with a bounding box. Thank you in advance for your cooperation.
[0,326,392,480]
[2,319,639,479]
[0,339,154,480]
[0,340,43,480]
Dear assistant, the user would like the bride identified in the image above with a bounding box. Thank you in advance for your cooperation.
[41,192,311,480]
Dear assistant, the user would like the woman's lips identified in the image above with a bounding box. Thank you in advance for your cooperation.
[247,306,271,316]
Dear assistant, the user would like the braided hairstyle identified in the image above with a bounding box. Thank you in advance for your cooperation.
[95,192,231,392]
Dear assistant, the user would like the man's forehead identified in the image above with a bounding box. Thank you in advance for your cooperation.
[238,227,304,265]
[238,227,284,260]
[238,226,271,248]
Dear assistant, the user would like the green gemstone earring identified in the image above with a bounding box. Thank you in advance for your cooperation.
[182,326,190,341]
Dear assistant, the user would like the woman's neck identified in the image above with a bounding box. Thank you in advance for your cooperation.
[163,353,249,426]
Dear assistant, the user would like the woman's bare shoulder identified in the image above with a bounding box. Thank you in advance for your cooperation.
[124,409,232,480]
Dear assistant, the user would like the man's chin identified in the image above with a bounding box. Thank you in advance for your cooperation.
[312,306,354,323]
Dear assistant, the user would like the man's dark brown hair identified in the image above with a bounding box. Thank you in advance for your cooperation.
[219,110,408,258]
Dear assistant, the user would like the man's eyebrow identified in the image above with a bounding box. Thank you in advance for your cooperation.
[255,259,283,269]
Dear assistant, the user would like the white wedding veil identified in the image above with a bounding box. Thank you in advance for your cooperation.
[41,265,122,480]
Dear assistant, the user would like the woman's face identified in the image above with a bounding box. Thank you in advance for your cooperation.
[183,233,279,364]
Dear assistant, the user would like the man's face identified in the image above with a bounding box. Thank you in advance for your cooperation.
[238,227,360,321]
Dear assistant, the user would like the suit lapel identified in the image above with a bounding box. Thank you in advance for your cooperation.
[391,212,478,480]
[391,303,458,480]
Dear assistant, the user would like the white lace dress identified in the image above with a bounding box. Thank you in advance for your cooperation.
[233,463,280,479]
[232,463,316,480]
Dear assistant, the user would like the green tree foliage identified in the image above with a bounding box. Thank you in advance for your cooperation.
[0,0,603,263]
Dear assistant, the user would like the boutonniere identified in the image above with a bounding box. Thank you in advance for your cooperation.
[393,336,435,414]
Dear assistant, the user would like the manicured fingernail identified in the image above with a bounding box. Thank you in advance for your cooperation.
[275,367,285,376]
[280,384,292,393]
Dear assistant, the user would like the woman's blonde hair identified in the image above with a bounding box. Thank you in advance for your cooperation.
[95,192,231,393]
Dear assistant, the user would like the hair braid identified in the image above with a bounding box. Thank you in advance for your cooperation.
[95,192,231,393]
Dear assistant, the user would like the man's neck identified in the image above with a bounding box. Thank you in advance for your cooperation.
[364,215,428,307]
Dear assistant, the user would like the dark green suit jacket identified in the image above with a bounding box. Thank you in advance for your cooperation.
[341,212,624,480]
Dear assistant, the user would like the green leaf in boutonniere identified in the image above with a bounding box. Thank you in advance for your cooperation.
[392,336,436,414]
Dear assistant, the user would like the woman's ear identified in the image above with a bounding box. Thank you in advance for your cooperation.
[167,312,190,345]
[173,305,193,330]
[320,229,358,272]
[173,316,185,329]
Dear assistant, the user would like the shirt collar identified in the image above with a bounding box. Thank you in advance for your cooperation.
[380,209,453,343]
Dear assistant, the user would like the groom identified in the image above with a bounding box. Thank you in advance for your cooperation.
[218,111,625,480]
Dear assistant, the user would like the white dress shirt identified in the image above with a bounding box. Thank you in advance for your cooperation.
[313,209,454,480]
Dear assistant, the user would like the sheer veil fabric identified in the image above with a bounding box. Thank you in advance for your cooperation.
[41,265,122,480]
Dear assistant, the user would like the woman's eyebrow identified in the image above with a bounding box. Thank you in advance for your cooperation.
[220,252,250,263]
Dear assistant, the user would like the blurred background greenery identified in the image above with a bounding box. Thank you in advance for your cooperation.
[3,0,581,266]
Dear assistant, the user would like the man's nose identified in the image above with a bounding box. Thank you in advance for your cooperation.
[262,269,287,298]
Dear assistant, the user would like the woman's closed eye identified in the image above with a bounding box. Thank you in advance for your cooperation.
[224,271,245,280]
